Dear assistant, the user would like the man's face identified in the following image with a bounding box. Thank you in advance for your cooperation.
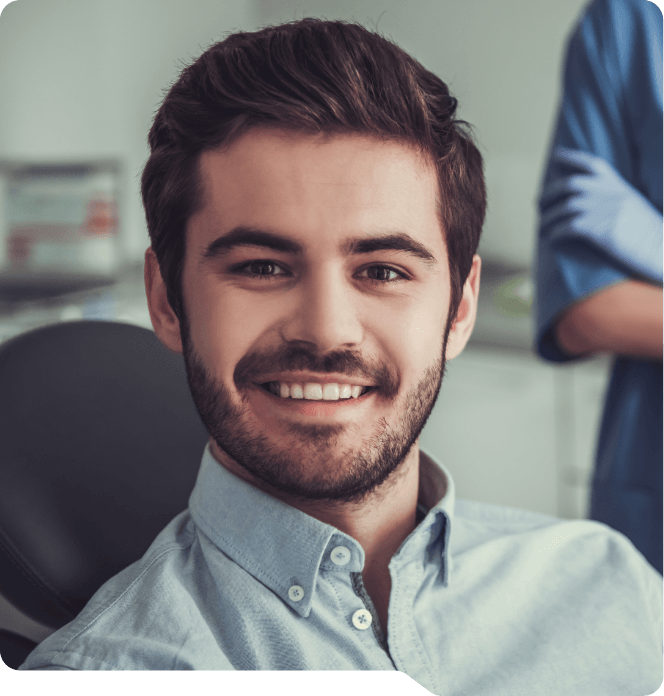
[155,129,474,503]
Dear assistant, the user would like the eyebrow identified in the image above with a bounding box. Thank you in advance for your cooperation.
[201,226,438,267]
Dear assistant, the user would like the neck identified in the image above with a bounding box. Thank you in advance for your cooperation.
[212,439,421,634]
[290,446,420,563]
[212,438,420,559]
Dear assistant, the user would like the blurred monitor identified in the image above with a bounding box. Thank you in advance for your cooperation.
[0,160,122,299]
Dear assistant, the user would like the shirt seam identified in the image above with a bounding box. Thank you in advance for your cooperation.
[388,565,437,691]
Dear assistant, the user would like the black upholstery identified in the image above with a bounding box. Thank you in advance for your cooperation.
[0,629,40,670]
[0,320,208,664]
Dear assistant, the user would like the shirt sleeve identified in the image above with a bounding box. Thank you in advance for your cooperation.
[534,0,664,362]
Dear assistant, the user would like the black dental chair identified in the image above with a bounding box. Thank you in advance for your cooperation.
[0,320,208,669]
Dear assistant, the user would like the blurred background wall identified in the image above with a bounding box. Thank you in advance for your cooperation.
[0,0,613,641]
[0,0,252,262]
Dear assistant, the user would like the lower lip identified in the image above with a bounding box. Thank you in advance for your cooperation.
[252,384,376,417]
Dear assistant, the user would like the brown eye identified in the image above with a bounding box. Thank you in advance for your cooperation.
[249,261,275,276]
[363,265,403,282]
[230,259,289,282]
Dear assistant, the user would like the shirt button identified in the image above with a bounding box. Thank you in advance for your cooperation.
[331,546,351,566]
[352,609,373,630]
[288,585,305,602]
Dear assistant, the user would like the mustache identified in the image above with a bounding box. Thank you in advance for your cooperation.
[233,344,399,397]
[235,347,378,385]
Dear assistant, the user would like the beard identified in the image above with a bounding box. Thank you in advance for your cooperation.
[182,330,446,504]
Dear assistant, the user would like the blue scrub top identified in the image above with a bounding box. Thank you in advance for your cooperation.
[535,0,663,573]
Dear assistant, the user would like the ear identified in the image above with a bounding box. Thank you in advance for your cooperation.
[144,247,184,354]
[445,255,481,361]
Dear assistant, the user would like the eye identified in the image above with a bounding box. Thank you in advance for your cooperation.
[231,259,408,285]
[358,265,407,284]
[233,260,289,280]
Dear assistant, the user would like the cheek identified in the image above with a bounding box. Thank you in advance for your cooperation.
[185,281,260,382]
[407,310,445,366]
[375,299,446,380]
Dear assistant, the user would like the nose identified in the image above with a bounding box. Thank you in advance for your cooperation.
[280,267,363,352]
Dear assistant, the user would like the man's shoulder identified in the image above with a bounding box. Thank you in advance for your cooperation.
[451,498,660,590]
[444,499,662,693]
[452,497,579,547]
[454,497,637,551]
[19,510,233,671]
[454,497,559,528]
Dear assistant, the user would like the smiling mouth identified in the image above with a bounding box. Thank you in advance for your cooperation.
[260,381,375,401]
[258,382,376,404]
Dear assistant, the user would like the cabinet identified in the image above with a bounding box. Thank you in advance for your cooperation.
[419,345,610,519]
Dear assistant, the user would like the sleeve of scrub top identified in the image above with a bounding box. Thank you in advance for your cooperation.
[535,0,664,363]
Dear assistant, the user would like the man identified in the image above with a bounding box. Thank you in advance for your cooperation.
[20,19,661,693]
[535,0,663,574]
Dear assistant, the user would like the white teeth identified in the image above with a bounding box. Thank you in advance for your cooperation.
[322,383,340,400]
[267,381,369,401]
[304,383,323,400]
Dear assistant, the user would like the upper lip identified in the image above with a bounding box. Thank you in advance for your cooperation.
[255,372,376,387]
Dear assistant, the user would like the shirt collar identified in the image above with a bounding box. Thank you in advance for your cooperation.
[400,448,454,586]
[188,445,455,616]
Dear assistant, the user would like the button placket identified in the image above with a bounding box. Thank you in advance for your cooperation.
[351,608,373,630]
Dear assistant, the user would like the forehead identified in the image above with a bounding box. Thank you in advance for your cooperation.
[191,128,445,256]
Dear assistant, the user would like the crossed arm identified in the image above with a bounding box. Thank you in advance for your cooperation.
[555,280,663,361]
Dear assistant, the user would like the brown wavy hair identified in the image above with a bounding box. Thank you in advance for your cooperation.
[141,18,485,342]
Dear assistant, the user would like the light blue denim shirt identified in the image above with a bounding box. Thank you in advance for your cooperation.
[20,446,662,695]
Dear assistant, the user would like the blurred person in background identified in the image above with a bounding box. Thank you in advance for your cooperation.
[535,0,662,574]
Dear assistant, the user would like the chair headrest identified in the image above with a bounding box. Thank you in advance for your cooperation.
[0,320,208,629]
